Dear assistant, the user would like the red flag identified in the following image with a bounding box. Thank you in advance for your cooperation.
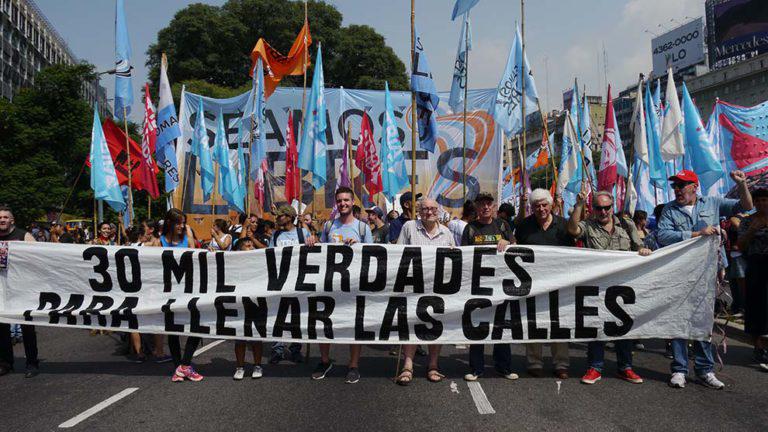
[254,159,268,210]
[597,85,618,192]
[140,84,160,199]
[90,118,159,194]
[284,111,301,203]
[354,114,382,196]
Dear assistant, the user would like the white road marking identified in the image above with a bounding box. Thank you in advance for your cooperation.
[467,381,495,415]
[193,339,225,357]
[58,388,139,428]
[556,380,562,395]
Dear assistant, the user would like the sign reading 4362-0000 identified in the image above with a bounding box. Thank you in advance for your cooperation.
[651,17,705,77]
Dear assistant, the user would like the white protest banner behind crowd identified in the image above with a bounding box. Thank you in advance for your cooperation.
[0,237,717,344]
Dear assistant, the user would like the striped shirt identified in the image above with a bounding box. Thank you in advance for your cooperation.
[396,220,455,247]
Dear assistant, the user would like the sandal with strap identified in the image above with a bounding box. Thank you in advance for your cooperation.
[396,368,413,386]
[427,369,445,383]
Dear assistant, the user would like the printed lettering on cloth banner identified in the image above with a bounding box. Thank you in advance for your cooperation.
[0,237,718,344]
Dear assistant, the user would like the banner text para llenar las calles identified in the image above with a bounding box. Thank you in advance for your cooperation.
[0,237,718,344]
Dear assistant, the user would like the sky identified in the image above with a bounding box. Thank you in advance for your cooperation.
[34,0,706,121]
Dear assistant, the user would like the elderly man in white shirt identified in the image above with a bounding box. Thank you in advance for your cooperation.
[394,197,455,385]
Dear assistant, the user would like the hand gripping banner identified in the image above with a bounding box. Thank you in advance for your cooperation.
[0,238,717,344]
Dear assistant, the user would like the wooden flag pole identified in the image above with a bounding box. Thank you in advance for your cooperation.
[301,0,309,216]
[347,121,355,201]
[122,107,133,228]
[519,0,528,216]
[410,0,417,219]
[462,15,470,201]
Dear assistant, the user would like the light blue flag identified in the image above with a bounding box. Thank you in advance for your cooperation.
[558,111,583,196]
[411,28,440,153]
[234,119,247,212]
[452,0,480,20]
[213,112,233,198]
[491,25,538,137]
[298,45,328,190]
[248,58,268,180]
[121,186,132,228]
[191,98,215,201]
[448,14,472,113]
[114,0,133,120]
[381,82,409,201]
[632,158,656,212]
[682,82,724,192]
[89,104,126,212]
[579,93,598,191]
[644,83,666,187]
[156,54,180,193]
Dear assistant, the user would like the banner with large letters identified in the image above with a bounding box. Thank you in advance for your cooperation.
[0,237,718,344]
[172,87,502,226]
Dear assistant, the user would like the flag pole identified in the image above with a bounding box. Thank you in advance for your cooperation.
[93,197,97,240]
[519,0,527,216]
[347,120,355,201]
[536,100,558,188]
[147,196,151,219]
[410,0,417,219]
[123,107,133,226]
[301,0,309,215]
[462,14,469,201]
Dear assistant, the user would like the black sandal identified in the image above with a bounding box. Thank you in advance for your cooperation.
[396,368,413,386]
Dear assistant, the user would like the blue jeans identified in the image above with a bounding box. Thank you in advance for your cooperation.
[587,340,632,372]
[670,339,714,375]
[469,344,512,375]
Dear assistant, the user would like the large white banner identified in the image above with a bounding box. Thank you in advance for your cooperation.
[0,238,718,344]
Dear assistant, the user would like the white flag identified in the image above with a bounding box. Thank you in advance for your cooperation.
[661,68,684,161]
[632,79,648,164]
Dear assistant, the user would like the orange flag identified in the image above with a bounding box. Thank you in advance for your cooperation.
[250,21,312,97]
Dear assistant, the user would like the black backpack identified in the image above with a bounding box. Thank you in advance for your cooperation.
[272,224,306,245]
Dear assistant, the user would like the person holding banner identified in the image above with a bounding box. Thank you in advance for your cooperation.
[145,208,204,382]
[313,187,373,384]
[461,192,518,382]
[394,198,455,385]
[514,189,575,379]
[0,205,39,378]
[658,169,752,389]
[231,237,265,379]
[567,189,651,385]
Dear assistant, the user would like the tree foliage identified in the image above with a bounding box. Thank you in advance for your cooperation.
[0,64,95,225]
[147,0,409,97]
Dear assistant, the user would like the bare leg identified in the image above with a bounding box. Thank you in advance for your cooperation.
[402,345,416,371]
[129,333,143,357]
[427,345,442,370]
[319,343,331,363]
[349,345,362,368]
[235,342,246,367]
[250,342,263,365]
[153,334,165,357]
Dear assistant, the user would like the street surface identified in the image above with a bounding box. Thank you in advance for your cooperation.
[1,327,767,431]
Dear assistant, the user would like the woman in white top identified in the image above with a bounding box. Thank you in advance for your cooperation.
[208,219,233,251]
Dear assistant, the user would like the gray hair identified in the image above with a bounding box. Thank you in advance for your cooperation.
[592,191,614,206]
[529,188,553,205]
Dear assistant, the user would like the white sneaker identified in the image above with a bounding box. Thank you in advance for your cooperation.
[669,372,686,388]
[759,363,768,372]
[697,372,724,389]
[463,372,481,381]
[252,365,263,379]
[233,367,245,381]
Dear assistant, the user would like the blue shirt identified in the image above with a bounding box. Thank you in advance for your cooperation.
[321,218,373,244]
[657,196,739,247]
[388,214,409,243]
[269,228,312,247]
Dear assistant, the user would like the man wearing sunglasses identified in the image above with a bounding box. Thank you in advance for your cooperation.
[657,169,752,390]
[567,189,652,385]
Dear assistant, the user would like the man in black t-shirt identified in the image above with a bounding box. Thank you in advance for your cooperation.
[0,205,39,378]
[461,192,519,382]
[515,188,575,380]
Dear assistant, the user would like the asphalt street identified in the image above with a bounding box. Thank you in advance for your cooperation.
[1,326,767,431]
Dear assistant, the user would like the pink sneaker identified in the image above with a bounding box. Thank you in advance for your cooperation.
[172,367,184,382]
[180,365,204,382]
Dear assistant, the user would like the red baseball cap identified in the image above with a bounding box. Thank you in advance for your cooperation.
[669,170,699,184]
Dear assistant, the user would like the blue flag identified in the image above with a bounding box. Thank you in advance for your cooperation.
[89,104,126,212]
[632,157,657,213]
[644,82,666,187]
[298,45,328,190]
[491,25,538,137]
[451,0,480,20]
[448,14,472,113]
[156,54,180,192]
[248,58,268,180]
[411,28,440,153]
[114,0,133,120]
[579,91,598,191]
[381,82,409,202]
[213,112,243,212]
[682,83,724,192]
[191,97,215,201]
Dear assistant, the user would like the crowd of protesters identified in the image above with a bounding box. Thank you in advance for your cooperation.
[1,168,767,389]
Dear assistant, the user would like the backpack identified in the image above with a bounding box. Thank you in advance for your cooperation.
[323,219,367,243]
[273,224,306,245]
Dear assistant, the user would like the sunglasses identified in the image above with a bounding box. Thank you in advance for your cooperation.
[593,205,613,212]
[671,182,693,190]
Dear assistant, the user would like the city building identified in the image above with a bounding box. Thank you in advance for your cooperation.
[687,51,768,119]
[0,0,109,117]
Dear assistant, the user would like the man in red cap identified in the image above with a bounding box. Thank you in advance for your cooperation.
[657,169,752,390]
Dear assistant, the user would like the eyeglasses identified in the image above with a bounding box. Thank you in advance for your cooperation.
[420,207,439,213]
[593,205,613,212]
[671,182,693,190]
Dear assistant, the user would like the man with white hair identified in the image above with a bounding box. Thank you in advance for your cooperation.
[515,188,575,379]
[567,188,651,385]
